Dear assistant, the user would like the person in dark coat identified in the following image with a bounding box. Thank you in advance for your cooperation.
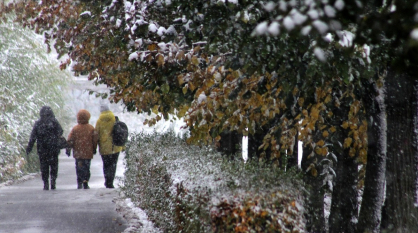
[66,109,98,189]
[26,106,64,190]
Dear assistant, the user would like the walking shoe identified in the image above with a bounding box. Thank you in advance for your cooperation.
[51,180,56,190]
[107,184,115,189]
[77,182,83,189]
[83,181,90,189]
[43,181,49,190]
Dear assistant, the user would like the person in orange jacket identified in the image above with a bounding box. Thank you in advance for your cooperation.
[66,109,98,189]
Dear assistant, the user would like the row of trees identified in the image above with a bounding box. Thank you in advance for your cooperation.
[2,0,418,232]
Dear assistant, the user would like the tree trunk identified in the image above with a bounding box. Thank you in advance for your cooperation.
[216,130,241,159]
[286,132,299,170]
[357,75,387,233]
[301,140,326,233]
[380,70,418,232]
[328,87,359,233]
[248,126,272,161]
[248,131,263,161]
[328,151,358,233]
[329,158,358,232]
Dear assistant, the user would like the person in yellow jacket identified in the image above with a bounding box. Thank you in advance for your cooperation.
[95,104,123,188]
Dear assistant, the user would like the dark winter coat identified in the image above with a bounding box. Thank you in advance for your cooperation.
[26,106,64,157]
[67,109,98,159]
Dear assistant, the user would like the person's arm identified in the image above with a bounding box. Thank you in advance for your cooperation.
[92,127,98,154]
[65,128,74,157]
[26,122,38,155]
[66,129,74,148]
[95,120,101,147]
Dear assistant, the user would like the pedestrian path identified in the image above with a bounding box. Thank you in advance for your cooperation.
[0,151,127,233]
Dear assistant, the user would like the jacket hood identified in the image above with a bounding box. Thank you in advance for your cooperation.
[98,110,115,122]
[77,109,91,124]
[40,106,55,119]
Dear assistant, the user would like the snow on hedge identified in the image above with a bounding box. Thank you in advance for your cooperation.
[122,131,306,232]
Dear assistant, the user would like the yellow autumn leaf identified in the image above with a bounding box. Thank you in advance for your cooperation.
[177,105,188,117]
[322,147,328,156]
[147,43,157,51]
[298,97,305,107]
[359,148,367,157]
[146,54,153,62]
[330,126,336,133]
[176,50,185,60]
[193,45,201,53]
[307,122,315,131]
[311,167,318,177]
[359,125,367,134]
[291,201,296,207]
[152,105,159,114]
[189,82,196,91]
[358,149,367,164]
[293,87,299,96]
[177,74,185,85]
[322,130,329,138]
[324,94,332,104]
[317,140,325,147]
[311,107,320,120]
[349,148,356,157]
[353,131,360,140]
[344,137,353,148]
[315,147,323,155]
[156,54,165,66]
[327,111,333,117]
[191,56,199,66]
[205,78,215,88]
[342,121,349,129]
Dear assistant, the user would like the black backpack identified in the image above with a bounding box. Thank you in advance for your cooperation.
[112,116,129,146]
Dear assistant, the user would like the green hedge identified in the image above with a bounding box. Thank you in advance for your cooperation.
[122,131,306,232]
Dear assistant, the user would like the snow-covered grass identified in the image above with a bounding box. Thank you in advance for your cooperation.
[122,131,307,232]
[0,15,72,181]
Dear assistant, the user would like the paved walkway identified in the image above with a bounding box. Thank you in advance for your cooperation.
[0,151,127,233]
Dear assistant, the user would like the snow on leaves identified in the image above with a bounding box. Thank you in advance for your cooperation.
[3,0,369,166]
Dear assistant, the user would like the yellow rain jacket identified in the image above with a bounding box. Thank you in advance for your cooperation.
[95,110,123,155]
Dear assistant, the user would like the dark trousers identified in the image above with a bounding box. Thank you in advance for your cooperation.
[75,159,91,184]
[39,155,59,184]
[101,153,119,186]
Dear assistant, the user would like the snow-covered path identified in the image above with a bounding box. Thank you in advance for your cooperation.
[0,76,180,233]
[0,150,127,233]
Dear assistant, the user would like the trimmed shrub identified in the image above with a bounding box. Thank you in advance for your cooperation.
[122,131,306,232]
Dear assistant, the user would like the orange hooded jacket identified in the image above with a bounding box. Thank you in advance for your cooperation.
[67,109,98,159]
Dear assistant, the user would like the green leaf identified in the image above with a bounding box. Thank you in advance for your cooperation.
[161,83,170,94]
